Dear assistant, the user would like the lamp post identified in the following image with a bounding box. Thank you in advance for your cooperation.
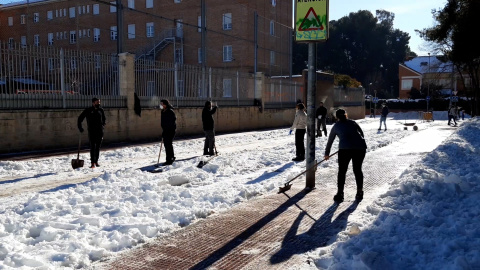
[427,53,430,112]
[369,82,372,117]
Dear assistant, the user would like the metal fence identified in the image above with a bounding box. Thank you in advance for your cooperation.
[0,41,122,109]
[135,59,302,108]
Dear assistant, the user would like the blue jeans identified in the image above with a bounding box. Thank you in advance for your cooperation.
[379,116,387,130]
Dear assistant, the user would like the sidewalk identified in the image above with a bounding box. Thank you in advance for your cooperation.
[96,125,456,270]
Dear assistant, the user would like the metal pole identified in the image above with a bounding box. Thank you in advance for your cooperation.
[427,53,430,112]
[306,43,316,189]
[116,0,123,54]
[60,49,66,109]
[253,11,258,99]
[201,0,206,97]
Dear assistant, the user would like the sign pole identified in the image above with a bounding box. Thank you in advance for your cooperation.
[295,0,329,190]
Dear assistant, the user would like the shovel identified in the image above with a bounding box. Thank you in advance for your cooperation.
[154,139,163,167]
[71,134,84,169]
[278,151,338,193]
[197,145,218,168]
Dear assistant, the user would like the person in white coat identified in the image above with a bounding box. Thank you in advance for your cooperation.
[290,103,307,161]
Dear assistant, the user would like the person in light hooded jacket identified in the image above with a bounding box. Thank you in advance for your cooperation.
[290,103,307,161]
[324,109,367,202]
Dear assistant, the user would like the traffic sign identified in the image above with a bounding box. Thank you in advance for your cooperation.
[451,96,459,102]
[373,97,379,103]
[426,96,430,101]
[295,0,328,42]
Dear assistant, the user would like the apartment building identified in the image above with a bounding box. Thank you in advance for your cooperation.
[0,0,292,76]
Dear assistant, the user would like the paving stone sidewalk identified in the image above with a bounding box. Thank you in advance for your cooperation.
[96,125,455,270]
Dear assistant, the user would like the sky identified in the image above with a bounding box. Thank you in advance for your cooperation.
[0,111,478,269]
[0,0,446,56]
[326,0,447,56]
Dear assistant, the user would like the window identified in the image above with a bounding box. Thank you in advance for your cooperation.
[59,32,63,39]
[69,7,75,18]
[146,0,153,8]
[78,30,82,39]
[47,10,53,20]
[8,17,13,26]
[21,36,26,48]
[223,13,232,30]
[70,57,77,70]
[146,22,154,38]
[147,81,155,96]
[70,31,76,44]
[87,29,91,37]
[272,0,276,6]
[223,79,232,97]
[48,58,55,70]
[270,20,275,36]
[34,59,41,71]
[128,24,135,39]
[93,4,99,14]
[34,13,39,22]
[110,2,116,13]
[87,5,90,13]
[128,0,135,9]
[110,26,117,40]
[48,33,54,45]
[21,14,26,24]
[198,15,202,32]
[177,80,184,96]
[94,28,100,42]
[21,59,27,72]
[174,0,181,3]
[56,10,58,17]
[8,38,14,49]
[270,51,275,65]
[401,79,413,90]
[198,48,202,63]
[94,55,101,69]
[78,6,81,15]
[223,45,232,62]
[83,6,86,14]
[34,34,40,46]
[63,8,67,17]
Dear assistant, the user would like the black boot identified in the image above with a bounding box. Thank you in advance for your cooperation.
[355,191,364,201]
[333,192,344,203]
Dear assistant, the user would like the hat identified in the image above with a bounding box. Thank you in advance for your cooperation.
[336,109,346,118]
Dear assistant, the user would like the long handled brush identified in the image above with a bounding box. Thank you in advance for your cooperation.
[278,151,338,193]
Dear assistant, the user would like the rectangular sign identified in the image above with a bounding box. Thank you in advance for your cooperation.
[295,0,329,42]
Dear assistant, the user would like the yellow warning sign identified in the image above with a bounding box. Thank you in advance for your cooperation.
[295,0,328,42]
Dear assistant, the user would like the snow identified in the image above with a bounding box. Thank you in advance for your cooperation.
[0,111,478,269]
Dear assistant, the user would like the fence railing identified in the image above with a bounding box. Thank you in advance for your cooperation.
[0,41,119,109]
[1,42,302,110]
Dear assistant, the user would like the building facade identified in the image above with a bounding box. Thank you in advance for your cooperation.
[0,0,292,76]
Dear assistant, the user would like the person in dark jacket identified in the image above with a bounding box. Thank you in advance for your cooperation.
[324,109,367,202]
[378,103,389,131]
[160,99,177,165]
[78,97,106,168]
[202,101,218,156]
[315,102,328,137]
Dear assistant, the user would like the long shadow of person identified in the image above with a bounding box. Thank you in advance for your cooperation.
[270,202,359,264]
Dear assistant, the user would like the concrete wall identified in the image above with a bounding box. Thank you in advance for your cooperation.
[0,106,293,154]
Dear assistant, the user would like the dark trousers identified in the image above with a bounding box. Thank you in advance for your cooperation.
[88,132,103,164]
[337,149,366,193]
[316,118,327,136]
[203,130,215,154]
[295,129,306,158]
[448,115,457,125]
[162,130,176,161]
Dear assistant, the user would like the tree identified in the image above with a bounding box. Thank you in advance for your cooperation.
[334,74,362,88]
[417,0,480,116]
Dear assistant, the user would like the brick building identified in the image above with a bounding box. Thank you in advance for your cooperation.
[0,0,292,76]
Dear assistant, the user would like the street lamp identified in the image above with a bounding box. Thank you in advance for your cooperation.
[369,82,373,117]
[427,53,431,112]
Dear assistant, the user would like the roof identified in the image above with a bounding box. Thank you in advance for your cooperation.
[404,56,454,74]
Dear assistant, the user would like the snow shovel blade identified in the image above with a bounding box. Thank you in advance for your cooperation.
[71,159,84,169]
[197,161,206,168]
[278,183,292,193]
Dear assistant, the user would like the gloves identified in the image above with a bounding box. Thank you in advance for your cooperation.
[79,127,84,133]
[318,115,322,119]
[289,130,293,135]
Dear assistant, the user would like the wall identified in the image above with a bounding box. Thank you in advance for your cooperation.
[0,106,293,155]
